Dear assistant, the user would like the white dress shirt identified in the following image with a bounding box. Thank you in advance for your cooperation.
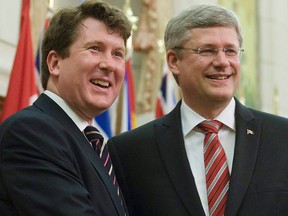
[180,98,236,216]
[44,90,90,132]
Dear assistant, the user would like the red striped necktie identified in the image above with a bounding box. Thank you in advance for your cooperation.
[198,120,230,216]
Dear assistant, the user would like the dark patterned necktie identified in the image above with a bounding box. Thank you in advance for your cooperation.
[198,120,230,216]
[84,126,119,193]
[84,126,126,215]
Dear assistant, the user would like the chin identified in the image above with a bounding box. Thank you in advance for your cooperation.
[98,103,111,110]
[211,94,232,102]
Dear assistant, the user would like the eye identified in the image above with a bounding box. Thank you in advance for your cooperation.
[89,46,101,52]
[198,48,216,56]
[113,50,125,59]
[224,48,238,56]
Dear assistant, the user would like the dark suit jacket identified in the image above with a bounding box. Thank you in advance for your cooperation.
[108,99,288,216]
[0,94,126,216]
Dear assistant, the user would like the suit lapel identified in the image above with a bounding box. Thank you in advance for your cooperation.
[225,99,261,216]
[155,102,206,216]
[33,94,124,216]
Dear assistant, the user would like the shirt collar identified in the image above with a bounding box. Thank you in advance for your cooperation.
[181,98,236,137]
[215,98,236,132]
[44,90,90,131]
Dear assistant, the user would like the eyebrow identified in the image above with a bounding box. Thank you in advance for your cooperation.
[200,42,239,47]
[85,40,125,51]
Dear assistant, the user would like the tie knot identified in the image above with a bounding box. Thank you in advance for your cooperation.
[84,126,104,151]
[198,120,222,134]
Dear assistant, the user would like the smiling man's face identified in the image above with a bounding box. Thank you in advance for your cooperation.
[168,26,241,118]
[47,17,126,121]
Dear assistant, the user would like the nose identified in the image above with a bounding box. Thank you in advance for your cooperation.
[212,50,230,67]
[99,54,115,72]
[99,61,109,70]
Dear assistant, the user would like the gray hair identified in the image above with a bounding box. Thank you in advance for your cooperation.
[164,4,243,54]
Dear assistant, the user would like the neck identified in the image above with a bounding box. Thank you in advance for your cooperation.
[183,98,231,119]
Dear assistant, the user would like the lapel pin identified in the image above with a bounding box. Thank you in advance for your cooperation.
[246,129,254,135]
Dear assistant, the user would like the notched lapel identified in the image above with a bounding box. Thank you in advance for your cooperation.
[225,105,261,216]
[155,104,206,216]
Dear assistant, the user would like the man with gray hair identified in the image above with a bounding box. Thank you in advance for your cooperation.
[108,4,288,216]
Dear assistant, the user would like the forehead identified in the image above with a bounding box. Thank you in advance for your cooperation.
[77,17,125,46]
[188,26,239,46]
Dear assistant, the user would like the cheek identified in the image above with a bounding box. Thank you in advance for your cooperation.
[116,68,126,82]
[232,63,241,79]
[179,66,199,83]
[235,73,241,88]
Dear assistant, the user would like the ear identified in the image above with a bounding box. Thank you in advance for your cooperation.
[46,50,60,76]
[166,50,180,75]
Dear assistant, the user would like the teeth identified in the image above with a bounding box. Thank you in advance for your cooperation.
[91,79,109,87]
[210,76,228,80]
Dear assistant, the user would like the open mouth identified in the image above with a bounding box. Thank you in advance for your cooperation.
[91,79,109,88]
[207,75,230,80]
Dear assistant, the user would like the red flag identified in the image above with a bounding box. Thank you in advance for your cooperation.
[1,0,38,122]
